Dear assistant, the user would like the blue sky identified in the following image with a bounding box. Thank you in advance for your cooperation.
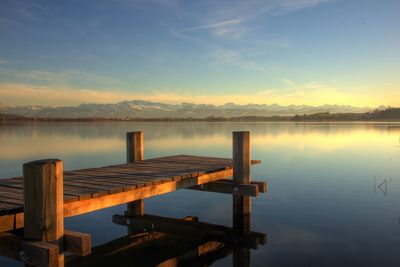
[0,0,399,106]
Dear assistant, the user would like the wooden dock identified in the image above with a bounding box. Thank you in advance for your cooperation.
[0,131,266,267]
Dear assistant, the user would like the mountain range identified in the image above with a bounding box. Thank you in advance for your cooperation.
[0,100,381,119]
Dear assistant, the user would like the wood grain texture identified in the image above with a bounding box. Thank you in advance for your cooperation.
[232,132,252,237]
[126,131,145,217]
[23,159,64,242]
[23,159,64,267]
[233,132,250,184]
[64,230,91,256]
[126,131,143,163]
[63,169,233,217]
[0,155,262,231]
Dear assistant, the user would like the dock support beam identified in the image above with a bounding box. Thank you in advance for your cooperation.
[126,131,144,219]
[23,159,64,267]
[232,131,251,267]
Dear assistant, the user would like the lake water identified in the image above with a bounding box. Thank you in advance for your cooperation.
[1,121,400,266]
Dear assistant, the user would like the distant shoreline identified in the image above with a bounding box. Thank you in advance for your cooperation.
[2,108,400,122]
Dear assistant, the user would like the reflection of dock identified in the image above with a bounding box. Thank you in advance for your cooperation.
[66,214,266,267]
[0,131,266,267]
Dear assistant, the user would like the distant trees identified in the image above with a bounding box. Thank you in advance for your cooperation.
[1,108,400,122]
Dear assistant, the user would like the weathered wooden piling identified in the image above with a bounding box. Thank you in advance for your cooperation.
[126,131,144,217]
[125,131,145,236]
[232,131,251,267]
[23,159,64,267]
[232,131,251,234]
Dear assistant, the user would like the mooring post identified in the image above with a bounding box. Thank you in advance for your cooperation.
[232,131,251,234]
[232,131,251,267]
[23,159,64,267]
[126,131,144,218]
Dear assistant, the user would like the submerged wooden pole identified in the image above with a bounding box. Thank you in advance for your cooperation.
[232,131,251,267]
[126,131,144,217]
[23,159,64,267]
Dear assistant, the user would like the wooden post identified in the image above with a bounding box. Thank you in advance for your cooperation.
[232,131,251,234]
[232,131,251,267]
[23,159,64,267]
[126,132,144,218]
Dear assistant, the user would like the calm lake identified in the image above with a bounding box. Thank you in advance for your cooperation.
[1,121,399,266]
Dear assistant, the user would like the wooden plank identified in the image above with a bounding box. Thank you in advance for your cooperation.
[0,183,78,203]
[0,191,24,200]
[0,185,24,193]
[65,173,148,188]
[76,168,180,183]
[0,232,59,267]
[62,186,94,201]
[63,180,123,194]
[109,162,224,173]
[0,198,24,206]
[64,230,91,256]
[64,169,232,217]
[67,171,165,186]
[109,162,223,175]
[150,155,233,164]
[85,172,169,185]
[0,213,23,232]
[0,201,22,215]
[0,214,17,232]
[64,176,142,192]
[249,181,266,193]
[86,177,146,190]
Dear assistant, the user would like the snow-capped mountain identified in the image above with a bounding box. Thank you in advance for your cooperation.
[0,100,375,118]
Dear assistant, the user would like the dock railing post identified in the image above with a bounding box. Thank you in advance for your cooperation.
[126,131,144,218]
[232,131,251,267]
[23,159,64,267]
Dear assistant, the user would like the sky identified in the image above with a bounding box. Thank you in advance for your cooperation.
[0,0,399,107]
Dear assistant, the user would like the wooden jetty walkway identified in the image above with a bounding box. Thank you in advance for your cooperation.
[0,131,266,267]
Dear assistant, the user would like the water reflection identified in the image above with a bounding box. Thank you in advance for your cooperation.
[66,212,266,267]
[1,121,400,266]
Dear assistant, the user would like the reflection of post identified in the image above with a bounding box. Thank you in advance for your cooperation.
[126,132,144,226]
[232,131,251,267]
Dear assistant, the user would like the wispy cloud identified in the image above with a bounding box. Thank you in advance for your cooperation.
[179,18,247,39]
[0,60,7,64]
[169,0,332,72]
[179,18,243,33]
[279,0,333,13]
[174,0,332,39]
[210,48,268,73]
[2,68,119,87]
